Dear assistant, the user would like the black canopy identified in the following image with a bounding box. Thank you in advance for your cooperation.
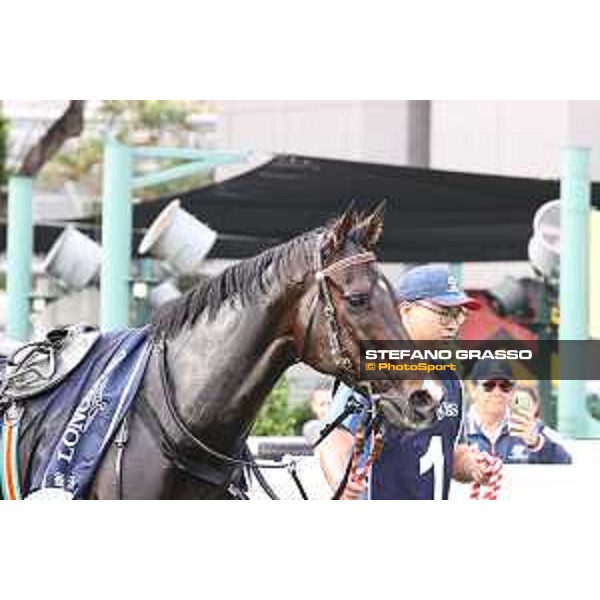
[9,154,600,262]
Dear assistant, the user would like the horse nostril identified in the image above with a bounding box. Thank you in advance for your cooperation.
[376,387,439,431]
[410,390,433,408]
[409,390,439,422]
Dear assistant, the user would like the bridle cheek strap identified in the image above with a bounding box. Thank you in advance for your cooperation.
[295,251,377,380]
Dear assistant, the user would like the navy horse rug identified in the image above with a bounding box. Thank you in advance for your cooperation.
[0,326,151,500]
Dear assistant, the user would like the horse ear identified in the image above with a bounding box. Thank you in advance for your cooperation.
[324,206,357,254]
[353,200,386,249]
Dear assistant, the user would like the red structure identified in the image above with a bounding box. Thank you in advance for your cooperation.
[460,292,538,342]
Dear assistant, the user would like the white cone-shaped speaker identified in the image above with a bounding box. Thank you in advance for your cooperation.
[488,275,528,316]
[43,226,102,290]
[528,200,560,282]
[138,199,217,275]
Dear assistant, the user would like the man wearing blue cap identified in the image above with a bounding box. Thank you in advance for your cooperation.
[319,264,494,500]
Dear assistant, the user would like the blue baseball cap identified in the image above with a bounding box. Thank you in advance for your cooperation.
[471,360,515,382]
[395,265,480,309]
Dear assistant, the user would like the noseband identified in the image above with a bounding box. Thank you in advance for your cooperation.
[296,247,377,382]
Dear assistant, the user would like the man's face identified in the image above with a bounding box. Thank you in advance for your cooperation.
[398,300,468,341]
[474,379,516,413]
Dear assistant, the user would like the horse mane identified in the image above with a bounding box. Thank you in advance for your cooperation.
[151,227,324,338]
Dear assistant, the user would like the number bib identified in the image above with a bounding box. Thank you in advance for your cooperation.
[370,374,463,500]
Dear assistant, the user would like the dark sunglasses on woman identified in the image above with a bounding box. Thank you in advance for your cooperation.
[481,379,515,393]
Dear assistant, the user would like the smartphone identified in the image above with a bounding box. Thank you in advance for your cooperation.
[512,390,533,415]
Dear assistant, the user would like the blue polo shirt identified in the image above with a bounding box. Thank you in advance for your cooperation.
[461,407,572,464]
[330,373,464,500]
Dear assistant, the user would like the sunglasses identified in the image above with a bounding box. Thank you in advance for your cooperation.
[415,302,468,325]
[481,380,515,393]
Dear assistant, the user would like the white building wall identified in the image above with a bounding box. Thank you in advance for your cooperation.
[218,100,600,178]
[217,100,427,165]
[431,101,600,180]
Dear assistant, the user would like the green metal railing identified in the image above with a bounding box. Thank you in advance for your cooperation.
[6,140,248,338]
[99,140,247,331]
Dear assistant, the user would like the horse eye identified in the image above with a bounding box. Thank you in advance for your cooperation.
[346,292,370,308]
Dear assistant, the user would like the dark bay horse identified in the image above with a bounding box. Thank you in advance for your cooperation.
[76,206,437,498]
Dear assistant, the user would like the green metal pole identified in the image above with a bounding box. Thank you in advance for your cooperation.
[132,160,213,190]
[558,147,590,438]
[6,176,33,341]
[133,147,248,161]
[100,139,132,331]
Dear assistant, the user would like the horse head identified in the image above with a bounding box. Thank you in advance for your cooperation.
[294,203,439,430]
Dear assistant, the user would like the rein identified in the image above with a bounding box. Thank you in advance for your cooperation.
[156,337,296,471]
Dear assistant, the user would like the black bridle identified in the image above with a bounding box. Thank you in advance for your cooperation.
[296,248,377,382]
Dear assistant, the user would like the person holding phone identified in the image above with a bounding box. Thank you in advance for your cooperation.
[462,361,572,464]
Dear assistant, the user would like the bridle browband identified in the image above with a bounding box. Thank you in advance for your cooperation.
[145,239,382,499]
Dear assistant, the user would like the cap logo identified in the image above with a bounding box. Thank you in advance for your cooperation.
[447,275,459,293]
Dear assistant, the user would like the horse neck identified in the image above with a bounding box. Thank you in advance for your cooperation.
[163,279,306,451]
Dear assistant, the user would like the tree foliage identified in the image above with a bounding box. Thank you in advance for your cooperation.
[252,378,313,436]
[101,100,192,140]
[18,101,85,178]
[0,101,86,212]
[39,100,213,200]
